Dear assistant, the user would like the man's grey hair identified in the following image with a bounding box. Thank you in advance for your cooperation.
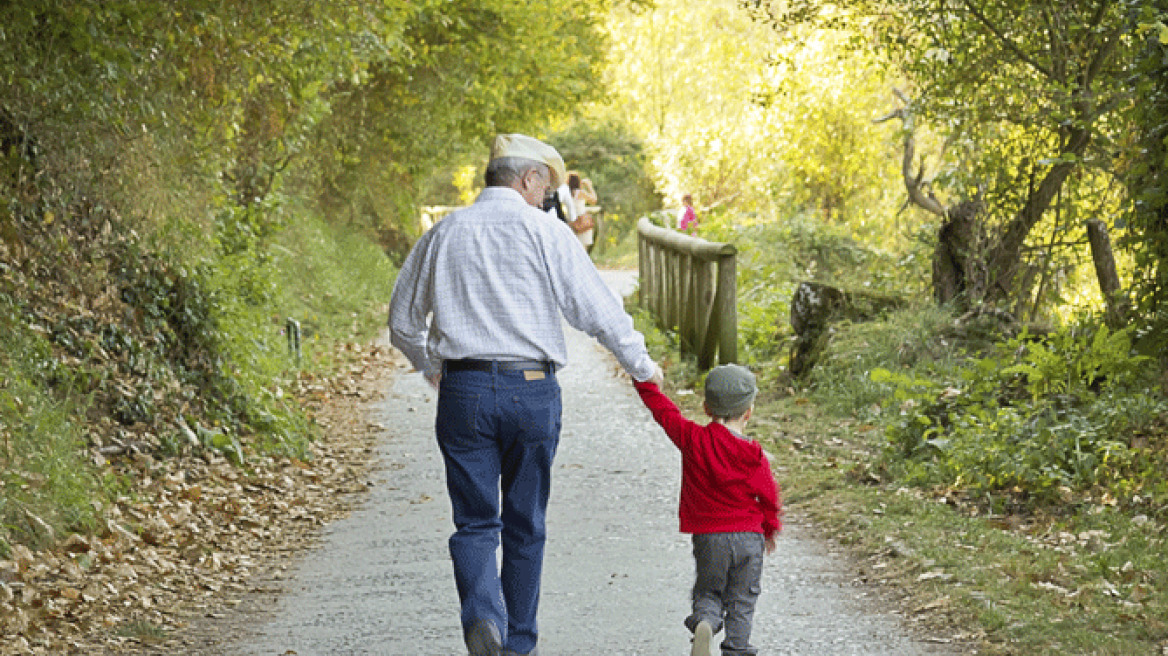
[485,157,549,188]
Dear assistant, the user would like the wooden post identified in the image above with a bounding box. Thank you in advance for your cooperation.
[699,288,721,370]
[659,246,667,326]
[682,254,686,352]
[640,232,649,308]
[717,253,737,364]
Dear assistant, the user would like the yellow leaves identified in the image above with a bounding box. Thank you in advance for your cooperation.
[1137,20,1168,45]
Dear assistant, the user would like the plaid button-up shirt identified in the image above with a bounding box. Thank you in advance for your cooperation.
[389,186,657,381]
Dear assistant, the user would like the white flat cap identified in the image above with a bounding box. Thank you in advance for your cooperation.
[490,133,567,188]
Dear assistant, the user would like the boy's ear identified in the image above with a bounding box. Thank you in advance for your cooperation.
[742,405,754,422]
[703,401,714,418]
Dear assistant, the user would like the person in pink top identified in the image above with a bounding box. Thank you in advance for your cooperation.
[678,193,698,232]
[634,364,781,656]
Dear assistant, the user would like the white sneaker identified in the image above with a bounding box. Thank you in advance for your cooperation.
[691,620,713,656]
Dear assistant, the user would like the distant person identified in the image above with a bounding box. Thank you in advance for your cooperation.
[678,193,698,232]
[543,174,575,227]
[633,364,781,656]
[567,171,598,253]
[389,133,664,656]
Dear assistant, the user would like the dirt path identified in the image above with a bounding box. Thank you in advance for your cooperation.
[227,270,955,656]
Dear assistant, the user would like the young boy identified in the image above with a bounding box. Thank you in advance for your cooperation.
[633,364,781,656]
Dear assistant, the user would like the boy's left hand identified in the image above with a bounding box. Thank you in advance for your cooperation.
[764,537,777,554]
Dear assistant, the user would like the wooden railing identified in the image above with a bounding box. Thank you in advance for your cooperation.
[636,216,737,369]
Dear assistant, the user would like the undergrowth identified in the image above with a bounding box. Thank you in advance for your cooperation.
[0,202,395,555]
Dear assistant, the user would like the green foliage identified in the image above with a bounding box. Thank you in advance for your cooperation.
[1124,0,1168,326]
[603,0,911,247]
[1000,327,1149,401]
[314,0,609,253]
[0,0,619,561]
[548,118,662,249]
[759,0,1138,307]
[873,324,1167,507]
[694,209,927,373]
[806,303,959,414]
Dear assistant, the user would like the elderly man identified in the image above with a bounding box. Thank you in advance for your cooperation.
[389,133,664,656]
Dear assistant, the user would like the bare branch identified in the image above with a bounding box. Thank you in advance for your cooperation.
[877,90,948,218]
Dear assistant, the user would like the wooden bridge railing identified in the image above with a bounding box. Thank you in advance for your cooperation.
[636,216,737,369]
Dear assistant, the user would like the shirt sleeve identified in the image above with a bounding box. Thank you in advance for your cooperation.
[633,381,699,451]
[559,185,577,223]
[388,230,437,378]
[547,230,657,381]
[752,450,782,539]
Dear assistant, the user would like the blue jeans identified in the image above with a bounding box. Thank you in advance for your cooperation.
[436,366,561,656]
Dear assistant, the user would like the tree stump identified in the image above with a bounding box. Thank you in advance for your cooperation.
[788,282,905,378]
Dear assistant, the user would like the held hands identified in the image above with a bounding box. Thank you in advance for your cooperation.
[647,365,665,387]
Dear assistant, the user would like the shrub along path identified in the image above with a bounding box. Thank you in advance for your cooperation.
[216,270,958,655]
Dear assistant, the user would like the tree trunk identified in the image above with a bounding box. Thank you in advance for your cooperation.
[932,199,985,305]
[983,128,1092,302]
[876,91,985,308]
[1085,219,1128,326]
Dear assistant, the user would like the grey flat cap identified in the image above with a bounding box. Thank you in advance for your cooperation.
[704,364,757,418]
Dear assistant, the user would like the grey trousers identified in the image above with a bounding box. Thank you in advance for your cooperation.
[685,532,765,656]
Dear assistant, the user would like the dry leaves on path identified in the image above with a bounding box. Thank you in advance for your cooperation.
[0,342,405,656]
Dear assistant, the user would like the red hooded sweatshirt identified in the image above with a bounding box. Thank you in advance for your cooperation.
[634,381,782,540]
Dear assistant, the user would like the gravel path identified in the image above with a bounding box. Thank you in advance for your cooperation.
[231,270,954,656]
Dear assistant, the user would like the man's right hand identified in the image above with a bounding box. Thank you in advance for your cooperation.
[647,365,664,387]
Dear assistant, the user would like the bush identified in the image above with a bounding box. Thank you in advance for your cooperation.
[873,324,1168,509]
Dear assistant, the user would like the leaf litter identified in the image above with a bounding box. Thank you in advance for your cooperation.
[0,341,404,655]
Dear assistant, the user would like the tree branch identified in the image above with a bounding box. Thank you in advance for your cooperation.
[1041,5,1065,81]
[961,0,1053,79]
[1083,15,1123,89]
[874,90,947,218]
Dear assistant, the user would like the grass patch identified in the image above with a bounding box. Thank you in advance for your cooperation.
[0,297,103,554]
[272,209,396,348]
[116,619,168,642]
[803,302,963,415]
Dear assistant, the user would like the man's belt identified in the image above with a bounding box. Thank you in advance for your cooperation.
[443,359,556,374]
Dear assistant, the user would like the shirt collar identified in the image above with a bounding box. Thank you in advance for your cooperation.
[476,186,526,204]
